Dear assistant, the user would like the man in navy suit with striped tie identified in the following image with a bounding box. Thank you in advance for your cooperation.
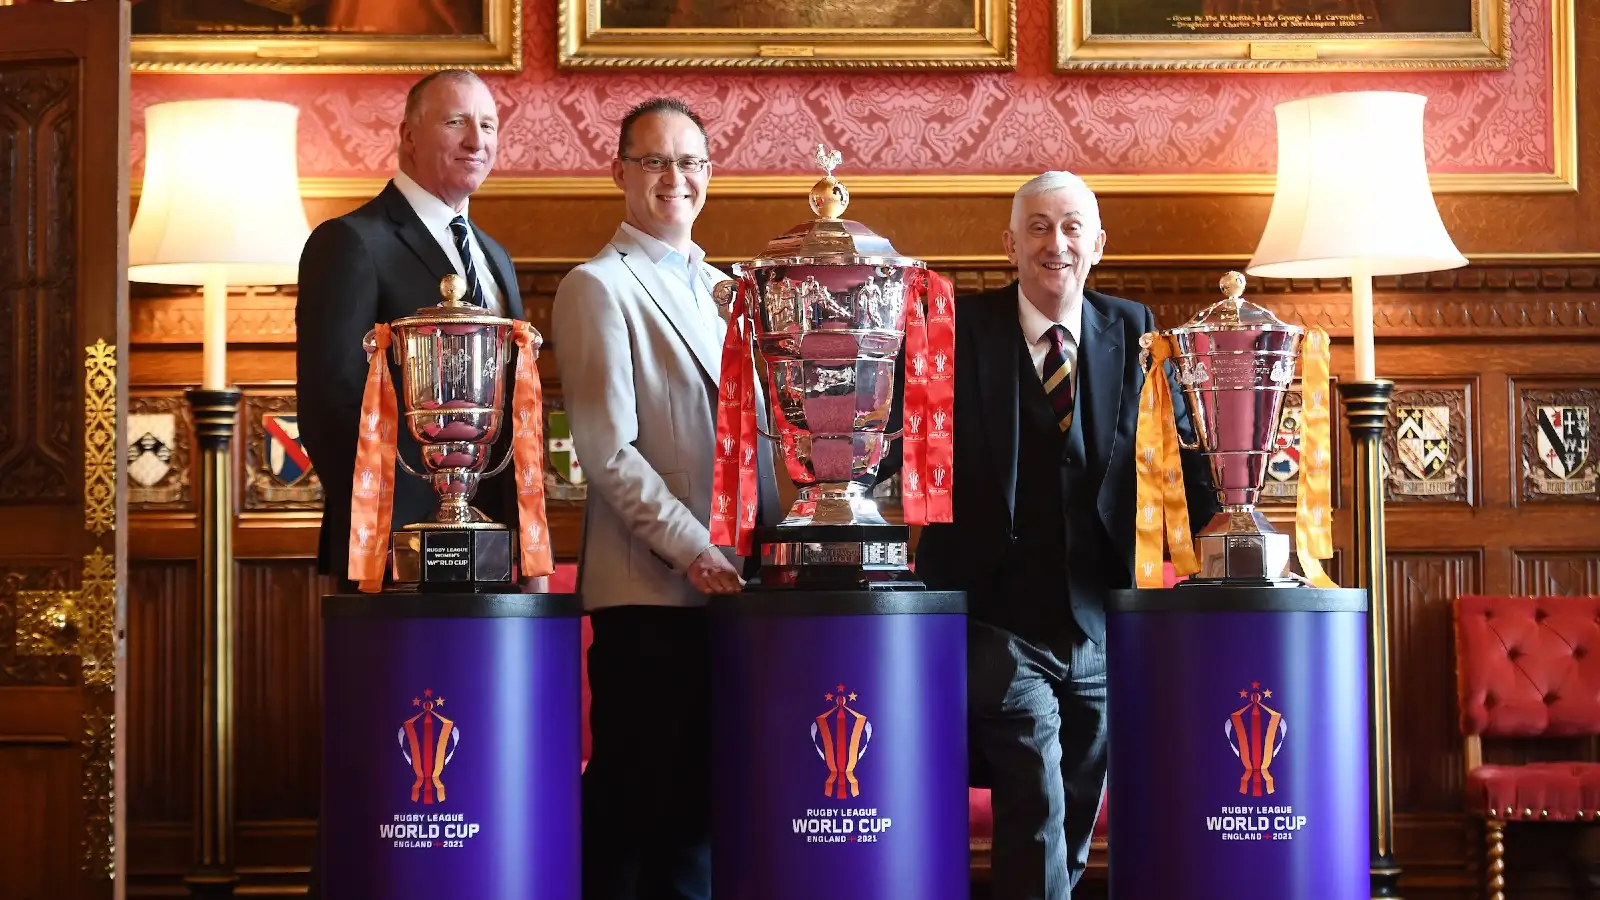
[883,171,1217,899]
[295,68,525,588]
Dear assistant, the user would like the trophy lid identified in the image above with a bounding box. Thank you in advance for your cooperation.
[740,145,925,271]
[1167,271,1302,335]
[390,274,518,329]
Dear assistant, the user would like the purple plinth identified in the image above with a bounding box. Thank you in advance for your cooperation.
[321,593,582,900]
[1106,587,1369,900]
[710,590,968,900]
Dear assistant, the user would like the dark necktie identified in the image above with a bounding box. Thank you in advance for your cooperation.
[1042,324,1075,433]
[448,215,484,306]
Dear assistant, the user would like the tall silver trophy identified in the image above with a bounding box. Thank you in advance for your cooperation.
[715,148,929,590]
[1165,271,1303,583]
[367,274,522,589]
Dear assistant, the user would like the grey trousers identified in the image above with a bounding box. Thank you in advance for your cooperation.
[970,620,1108,900]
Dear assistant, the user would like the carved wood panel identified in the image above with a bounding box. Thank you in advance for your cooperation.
[1515,382,1600,504]
[232,560,327,824]
[1514,552,1600,596]
[1387,551,1482,813]
[241,389,323,512]
[125,561,196,824]
[1384,384,1476,506]
[0,61,77,505]
[127,390,192,513]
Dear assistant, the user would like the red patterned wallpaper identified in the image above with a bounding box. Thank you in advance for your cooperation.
[129,0,1552,178]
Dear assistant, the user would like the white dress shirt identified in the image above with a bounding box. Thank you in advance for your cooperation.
[1018,286,1082,386]
[618,221,724,344]
[393,170,505,315]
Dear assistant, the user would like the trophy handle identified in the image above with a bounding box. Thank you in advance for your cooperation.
[395,453,426,480]
[481,445,517,479]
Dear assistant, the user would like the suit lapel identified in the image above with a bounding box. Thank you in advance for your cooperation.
[613,229,721,385]
[473,225,523,319]
[381,182,455,286]
[975,286,1021,522]
[1079,294,1124,500]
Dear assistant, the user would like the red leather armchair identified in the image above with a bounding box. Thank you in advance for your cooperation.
[1455,594,1600,900]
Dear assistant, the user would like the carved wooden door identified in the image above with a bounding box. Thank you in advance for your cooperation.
[0,2,129,899]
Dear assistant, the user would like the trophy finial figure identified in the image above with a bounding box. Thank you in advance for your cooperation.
[1219,271,1248,301]
[809,144,850,220]
[440,273,469,306]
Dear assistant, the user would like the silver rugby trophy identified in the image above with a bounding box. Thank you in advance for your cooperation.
[1164,271,1303,584]
[714,147,929,590]
[366,274,523,590]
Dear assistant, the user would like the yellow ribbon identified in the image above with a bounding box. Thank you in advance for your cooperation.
[1133,333,1199,588]
[1294,328,1338,588]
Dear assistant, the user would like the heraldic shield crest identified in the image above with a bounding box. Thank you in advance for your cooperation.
[812,683,872,799]
[1397,406,1451,480]
[1537,406,1591,482]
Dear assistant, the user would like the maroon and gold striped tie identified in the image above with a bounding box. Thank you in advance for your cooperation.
[1043,324,1075,432]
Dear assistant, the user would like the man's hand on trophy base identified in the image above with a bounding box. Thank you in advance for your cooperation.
[688,546,745,595]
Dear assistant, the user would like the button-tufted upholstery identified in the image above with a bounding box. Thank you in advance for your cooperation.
[1454,595,1600,900]
[1457,594,1600,741]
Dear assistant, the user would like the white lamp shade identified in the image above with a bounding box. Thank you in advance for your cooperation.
[1246,91,1467,280]
[129,99,311,286]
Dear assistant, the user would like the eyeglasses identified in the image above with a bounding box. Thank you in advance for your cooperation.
[620,155,711,174]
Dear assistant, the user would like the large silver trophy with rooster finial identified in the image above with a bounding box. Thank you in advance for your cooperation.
[713,146,927,589]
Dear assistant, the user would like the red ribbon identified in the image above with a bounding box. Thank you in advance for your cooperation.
[901,271,956,525]
[711,282,759,556]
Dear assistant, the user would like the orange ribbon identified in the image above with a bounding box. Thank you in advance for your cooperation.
[348,324,398,592]
[1132,333,1199,588]
[511,322,555,579]
[1294,328,1337,588]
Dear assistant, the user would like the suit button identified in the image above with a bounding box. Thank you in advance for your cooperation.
[1010,533,1020,544]
[1064,456,1075,466]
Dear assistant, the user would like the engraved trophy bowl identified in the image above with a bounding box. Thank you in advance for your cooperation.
[1164,271,1303,583]
[363,274,519,531]
[714,146,927,588]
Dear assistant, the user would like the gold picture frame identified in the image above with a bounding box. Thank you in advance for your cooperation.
[557,0,1015,69]
[131,0,522,73]
[1058,0,1507,71]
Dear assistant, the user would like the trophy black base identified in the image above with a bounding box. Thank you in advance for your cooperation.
[750,524,925,591]
[389,527,514,592]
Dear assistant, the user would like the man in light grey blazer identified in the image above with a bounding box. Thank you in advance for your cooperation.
[552,97,778,900]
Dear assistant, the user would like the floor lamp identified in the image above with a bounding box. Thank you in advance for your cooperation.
[128,99,311,899]
[1246,91,1467,899]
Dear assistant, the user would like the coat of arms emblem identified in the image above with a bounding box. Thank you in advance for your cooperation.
[1528,404,1595,496]
[1390,405,1460,497]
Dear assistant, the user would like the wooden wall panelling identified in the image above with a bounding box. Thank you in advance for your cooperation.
[127,256,1600,898]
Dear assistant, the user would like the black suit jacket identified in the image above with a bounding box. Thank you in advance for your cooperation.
[885,282,1219,643]
[295,181,525,578]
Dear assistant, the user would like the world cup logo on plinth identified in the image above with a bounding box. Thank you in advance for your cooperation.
[400,688,459,804]
[812,683,872,799]
[1226,681,1285,797]
[708,146,956,590]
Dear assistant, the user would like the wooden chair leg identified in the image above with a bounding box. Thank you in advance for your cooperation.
[1485,818,1506,900]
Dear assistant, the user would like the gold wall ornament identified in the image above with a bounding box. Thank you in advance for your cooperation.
[16,547,117,691]
[558,0,1015,69]
[82,708,115,879]
[131,0,521,73]
[1058,0,1509,72]
[84,339,116,536]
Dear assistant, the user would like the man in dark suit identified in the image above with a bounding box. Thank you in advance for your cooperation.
[886,171,1218,899]
[295,68,524,589]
